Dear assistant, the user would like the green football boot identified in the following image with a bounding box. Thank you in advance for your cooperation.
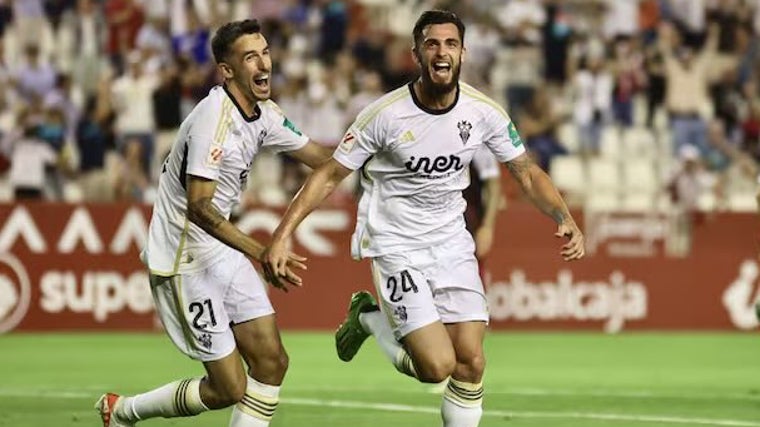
[335,291,378,362]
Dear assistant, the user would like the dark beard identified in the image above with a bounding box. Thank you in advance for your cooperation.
[419,62,460,96]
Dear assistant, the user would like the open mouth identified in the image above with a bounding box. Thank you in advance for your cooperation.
[432,62,451,77]
[253,74,269,89]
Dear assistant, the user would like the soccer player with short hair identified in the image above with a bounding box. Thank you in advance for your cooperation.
[95,19,333,427]
[263,10,585,427]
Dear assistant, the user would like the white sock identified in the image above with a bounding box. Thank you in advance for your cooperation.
[359,310,417,378]
[441,378,484,427]
[118,377,208,423]
[228,376,280,427]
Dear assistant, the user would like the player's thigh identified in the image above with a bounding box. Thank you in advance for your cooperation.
[401,320,456,381]
[371,257,440,341]
[445,320,487,382]
[150,268,237,362]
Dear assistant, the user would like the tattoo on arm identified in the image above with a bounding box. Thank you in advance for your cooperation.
[506,155,533,184]
[550,208,566,224]
[188,197,225,230]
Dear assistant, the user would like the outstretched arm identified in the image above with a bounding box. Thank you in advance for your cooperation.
[505,153,585,260]
[264,158,354,277]
[186,175,306,288]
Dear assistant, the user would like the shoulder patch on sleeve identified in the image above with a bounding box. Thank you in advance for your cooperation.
[507,121,523,147]
[282,117,303,136]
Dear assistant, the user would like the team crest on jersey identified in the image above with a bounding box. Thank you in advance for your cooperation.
[393,305,408,323]
[457,120,472,144]
[257,129,267,146]
[339,132,356,153]
[206,146,223,167]
[198,333,213,350]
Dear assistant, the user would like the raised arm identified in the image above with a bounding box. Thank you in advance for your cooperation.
[264,158,354,277]
[186,175,306,288]
[505,153,585,260]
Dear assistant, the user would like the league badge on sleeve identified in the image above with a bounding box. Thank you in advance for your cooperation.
[339,131,356,153]
[206,146,223,167]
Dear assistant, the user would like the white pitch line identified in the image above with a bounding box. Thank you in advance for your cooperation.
[284,385,760,402]
[282,398,760,427]
[1,389,758,426]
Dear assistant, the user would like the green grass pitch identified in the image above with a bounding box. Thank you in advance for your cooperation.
[1,332,758,427]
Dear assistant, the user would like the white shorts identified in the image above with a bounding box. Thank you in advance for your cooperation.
[150,248,274,362]
[370,230,488,340]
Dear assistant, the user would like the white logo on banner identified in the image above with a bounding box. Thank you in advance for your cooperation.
[486,270,648,333]
[722,259,760,330]
[0,253,31,333]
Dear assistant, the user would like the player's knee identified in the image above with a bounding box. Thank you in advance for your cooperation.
[273,350,289,376]
[204,376,247,409]
[457,353,486,380]
[417,356,456,383]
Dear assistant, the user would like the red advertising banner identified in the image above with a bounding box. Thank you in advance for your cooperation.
[0,203,756,333]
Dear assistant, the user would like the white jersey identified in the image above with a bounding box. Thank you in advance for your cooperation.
[471,144,501,181]
[334,82,525,259]
[143,85,309,275]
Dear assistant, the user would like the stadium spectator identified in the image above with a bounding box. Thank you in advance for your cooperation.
[660,21,719,156]
[519,86,567,171]
[75,96,114,202]
[110,50,158,179]
[6,108,57,200]
[12,44,56,103]
[263,11,584,427]
[572,53,612,158]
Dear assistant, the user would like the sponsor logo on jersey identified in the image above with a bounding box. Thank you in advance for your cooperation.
[508,121,523,147]
[282,117,303,136]
[457,120,472,144]
[339,132,356,153]
[404,155,465,175]
[207,146,223,167]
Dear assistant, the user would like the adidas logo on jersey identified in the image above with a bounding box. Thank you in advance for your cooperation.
[400,130,415,143]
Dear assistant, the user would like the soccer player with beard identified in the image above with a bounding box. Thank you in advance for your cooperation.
[95,20,334,427]
[264,10,585,427]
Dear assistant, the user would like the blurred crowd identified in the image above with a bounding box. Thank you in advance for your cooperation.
[0,0,758,214]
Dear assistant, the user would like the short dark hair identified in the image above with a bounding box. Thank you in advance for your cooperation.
[211,19,262,64]
[412,10,465,51]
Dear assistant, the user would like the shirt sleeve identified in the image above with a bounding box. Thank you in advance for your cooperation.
[261,101,309,153]
[332,108,385,170]
[185,98,228,181]
[483,105,526,163]
[471,145,501,180]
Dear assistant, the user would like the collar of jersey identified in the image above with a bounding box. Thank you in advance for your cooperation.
[222,84,262,123]
[407,81,460,115]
